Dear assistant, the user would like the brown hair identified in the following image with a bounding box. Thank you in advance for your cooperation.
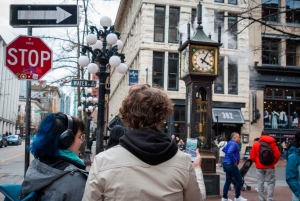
[119,84,173,129]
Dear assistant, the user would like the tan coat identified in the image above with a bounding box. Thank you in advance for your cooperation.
[82,145,205,201]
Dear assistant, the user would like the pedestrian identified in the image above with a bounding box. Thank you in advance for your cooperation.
[5,131,8,137]
[105,125,125,150]
[212,138,220,167]
[21,113,88,201]
[83,83,206,201]
[218,137,227,167]
[250,131,280,201]
[282,137,290,161]
[222,132,247,201]
[179,139,186,152]
[286,130,300,201]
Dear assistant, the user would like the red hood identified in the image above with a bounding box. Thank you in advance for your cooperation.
[259,135,275,143]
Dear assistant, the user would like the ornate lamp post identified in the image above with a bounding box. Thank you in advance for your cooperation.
[78,16,127,154]
[78,88,98,166]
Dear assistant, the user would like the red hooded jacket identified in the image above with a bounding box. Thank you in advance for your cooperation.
[250,135,281,169]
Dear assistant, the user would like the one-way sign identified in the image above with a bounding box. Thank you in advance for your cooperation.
[10,5,78,27]
[71,79,97,87]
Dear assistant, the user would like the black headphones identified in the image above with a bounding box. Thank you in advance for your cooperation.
[59,114,74,149]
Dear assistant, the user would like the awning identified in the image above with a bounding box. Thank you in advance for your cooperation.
[212,108,245,124]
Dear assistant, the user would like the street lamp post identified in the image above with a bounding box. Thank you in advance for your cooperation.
[78,88,98,166]
[78,16,127,154]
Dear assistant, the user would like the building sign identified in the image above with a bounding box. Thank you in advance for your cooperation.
[212,108,245,124]
[129,70,138,86]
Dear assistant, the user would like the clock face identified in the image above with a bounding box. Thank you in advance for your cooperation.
[192,49,215,72]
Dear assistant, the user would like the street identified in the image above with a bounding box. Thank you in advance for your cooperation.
[0,142,291,200]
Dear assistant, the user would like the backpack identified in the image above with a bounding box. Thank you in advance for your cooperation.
[258,140,274,165]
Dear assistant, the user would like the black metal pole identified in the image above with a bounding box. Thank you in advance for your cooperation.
[24,27,32,177]
[84,108,91,166]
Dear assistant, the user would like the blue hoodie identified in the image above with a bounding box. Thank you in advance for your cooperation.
[286,145,300,199]
[222,139,240,164]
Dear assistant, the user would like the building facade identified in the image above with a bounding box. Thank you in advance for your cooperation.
[249,0,300,153]
[0,36,20,134]
[107,0,252,152]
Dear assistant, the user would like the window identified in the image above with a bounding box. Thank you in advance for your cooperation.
[264,87,300,129]
[228,0,237,5]
[262,0,279,22]
[262,38,280,65]
[228,14,237,49]
[228,63,238,94]
[214,57,224,94]
[286,0,300,24]
[286,40,300,66]
[154,6,165,42]
[191,9,197,28]
[169,7,180,43]
[215,0,224,3]
[214,12,224,34]
[173,105,186,139]
[168,53,179,90]
[153,52,164,87]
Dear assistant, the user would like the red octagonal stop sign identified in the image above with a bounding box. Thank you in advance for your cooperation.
[5,35,53,80]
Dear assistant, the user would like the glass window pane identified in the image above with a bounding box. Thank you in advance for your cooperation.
[169,7,179,43]
[228,15,237,49]
[265,88,273,98]
[285,89,293,99]
[214,56,224,94]
[168,53,178,90]
[153,52,164,87]
[262,0,279,22]
[168,28,178,43]
[168,75,177,89]
[295,89,300,100]
[262,38,279,65]
[215,0,224,3]
[228,0,237,5]
[274,88,283,99]
[153,74,163,87]
[286,0,300,24]
[228,63,237,94]
[154,27,164,42]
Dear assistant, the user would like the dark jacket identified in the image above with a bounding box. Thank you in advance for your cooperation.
[22,158,88,201]
[286,146,300,198]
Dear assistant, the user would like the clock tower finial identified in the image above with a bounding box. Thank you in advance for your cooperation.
[197,1,202,27]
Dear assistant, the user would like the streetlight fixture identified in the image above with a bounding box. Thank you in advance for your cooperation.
[78,88,98,165]
[78,16,127,154]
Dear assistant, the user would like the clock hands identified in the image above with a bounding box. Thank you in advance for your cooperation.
[201,52,209,64]
[200,58,212,66]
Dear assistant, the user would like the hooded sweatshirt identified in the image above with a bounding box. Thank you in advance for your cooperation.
[119,128,178,165]
[82,128,206,201]
[22,157,88,201]
[286,146,300,198]
[250,135,281,169]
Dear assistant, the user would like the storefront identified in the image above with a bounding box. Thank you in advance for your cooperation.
[212,103,245,141]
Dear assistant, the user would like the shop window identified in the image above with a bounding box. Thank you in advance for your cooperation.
[262,38,280,65]
[228,63,238,94]
[264,88,300,130]
[168,53,179,91]
[214,56,224,94]
[274,88,283,99]
[265,88,273,98]
[286,0,300,24]
[169,7,180,43]
[154,6,165,42]
[286,40,300,66]
[153,52,164,87]
[262,0,279,22]
[228,14,237,49]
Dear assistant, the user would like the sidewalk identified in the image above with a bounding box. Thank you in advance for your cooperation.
[207,158,289,200]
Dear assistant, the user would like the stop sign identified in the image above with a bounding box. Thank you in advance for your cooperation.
[5,35,52,80]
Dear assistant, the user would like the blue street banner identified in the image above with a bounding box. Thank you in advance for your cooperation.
[129,70,139,86]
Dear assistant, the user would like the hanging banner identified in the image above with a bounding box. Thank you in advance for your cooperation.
[129,70,138,86]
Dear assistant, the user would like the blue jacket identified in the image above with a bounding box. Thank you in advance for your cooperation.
[222,139,240,164]
[286,145,300,199]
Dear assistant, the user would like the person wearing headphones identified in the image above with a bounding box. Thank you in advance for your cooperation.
[21,112,88,201]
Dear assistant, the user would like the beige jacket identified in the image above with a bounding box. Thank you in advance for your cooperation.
[82,145,206,201]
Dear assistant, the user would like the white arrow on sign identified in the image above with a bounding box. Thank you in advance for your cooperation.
[17,7,72,24]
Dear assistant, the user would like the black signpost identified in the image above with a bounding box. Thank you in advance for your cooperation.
[71,79,97,87]
[10,5,78,27]
[212,108,245,124]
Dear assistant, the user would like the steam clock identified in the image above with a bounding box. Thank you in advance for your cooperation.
[178,2,222,197]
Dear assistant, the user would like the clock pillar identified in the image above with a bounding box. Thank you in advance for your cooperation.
[179,2,222,198]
